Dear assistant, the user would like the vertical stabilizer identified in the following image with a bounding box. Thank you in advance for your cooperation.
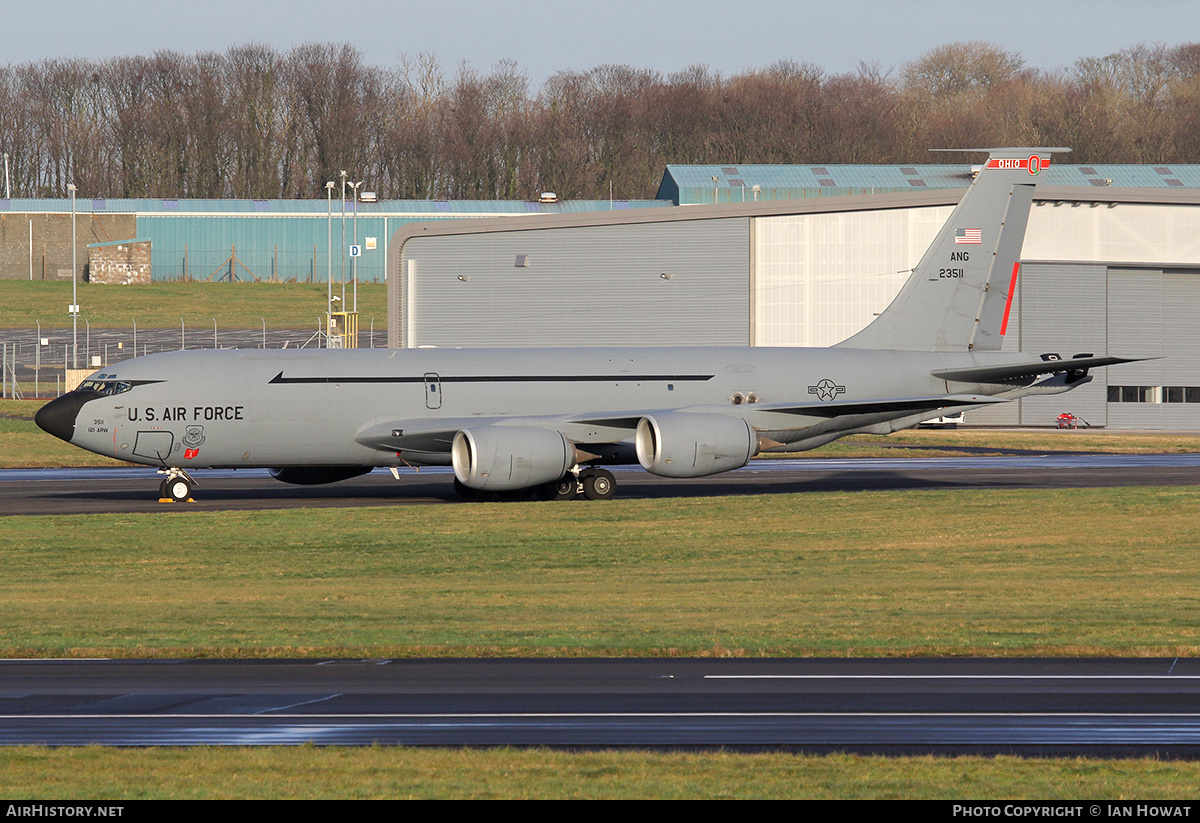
[837,147,1067,352]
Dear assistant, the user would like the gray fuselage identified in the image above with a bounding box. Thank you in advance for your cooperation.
[46,344,1036,471]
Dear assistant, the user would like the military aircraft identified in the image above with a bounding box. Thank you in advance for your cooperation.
[37,147,1143,502]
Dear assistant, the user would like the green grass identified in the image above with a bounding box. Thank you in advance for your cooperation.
[1,749,1195,799]
[4,486,1200,658]
[0,280,387,330]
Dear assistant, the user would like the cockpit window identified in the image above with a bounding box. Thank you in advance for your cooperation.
[79,379,132,396]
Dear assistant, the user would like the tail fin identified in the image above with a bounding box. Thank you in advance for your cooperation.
[837,147,1068,352]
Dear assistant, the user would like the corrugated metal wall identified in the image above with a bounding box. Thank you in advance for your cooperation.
[140,215,394,283]
[1106,268,1200,429]
[401,220,750,347]
[1018,263,1108,428]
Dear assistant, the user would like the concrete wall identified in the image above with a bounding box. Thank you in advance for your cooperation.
[0,212,135,281]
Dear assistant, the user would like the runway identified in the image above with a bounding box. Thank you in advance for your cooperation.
[3,657,1200,754]
[2,453,1199,515]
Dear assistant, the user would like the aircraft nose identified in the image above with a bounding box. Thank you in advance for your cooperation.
[35,394,86,442]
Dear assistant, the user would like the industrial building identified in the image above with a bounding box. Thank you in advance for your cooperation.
[0,197,667,284]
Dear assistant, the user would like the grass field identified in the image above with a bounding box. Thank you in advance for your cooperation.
[3,748,1197,799]
[0,280,387,330]
[4,485,1199,658]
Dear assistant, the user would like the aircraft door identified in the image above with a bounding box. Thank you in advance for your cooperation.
[424,373,442,409]
[132,430,174,462]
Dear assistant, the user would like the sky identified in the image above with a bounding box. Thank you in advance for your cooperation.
[8,0,1200,86]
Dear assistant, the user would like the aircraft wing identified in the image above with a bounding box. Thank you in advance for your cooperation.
[355,412,653,453]
[355,394,1002,454]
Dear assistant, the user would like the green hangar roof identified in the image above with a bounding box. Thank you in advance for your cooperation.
[657,163,1200,204]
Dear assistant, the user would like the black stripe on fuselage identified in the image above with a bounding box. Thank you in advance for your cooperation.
[268,372,715,385]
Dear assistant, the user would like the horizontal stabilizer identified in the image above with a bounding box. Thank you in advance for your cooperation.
[932,355,1153,384]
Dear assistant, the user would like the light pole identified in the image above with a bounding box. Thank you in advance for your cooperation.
[67,183,77,369]
[349,180,363,314]
[339,170,347,309]
[325,181,335,320]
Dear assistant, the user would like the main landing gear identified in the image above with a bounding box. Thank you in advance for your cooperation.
[453,467,618,502]
[157,468,197,503]
[536,467,616,502]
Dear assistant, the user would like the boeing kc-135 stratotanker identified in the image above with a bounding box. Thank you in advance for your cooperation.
[37,148,1145,502]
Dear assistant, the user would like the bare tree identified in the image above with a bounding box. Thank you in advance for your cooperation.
[5,40,1200,204]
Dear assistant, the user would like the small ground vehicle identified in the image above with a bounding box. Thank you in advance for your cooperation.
[1056,412,1090,429]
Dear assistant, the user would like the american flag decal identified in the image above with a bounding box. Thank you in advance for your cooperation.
[955,228,982,245]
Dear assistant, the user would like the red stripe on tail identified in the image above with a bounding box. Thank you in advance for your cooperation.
[1000,262,1020,336]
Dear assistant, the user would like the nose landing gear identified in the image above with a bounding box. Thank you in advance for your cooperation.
[157,468,197,503]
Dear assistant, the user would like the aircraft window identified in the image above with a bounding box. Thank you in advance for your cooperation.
[79,380,132,396]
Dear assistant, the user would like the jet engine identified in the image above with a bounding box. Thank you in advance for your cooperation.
[270,466,373,485]
[452,426,575,491]
[635,413,756,478]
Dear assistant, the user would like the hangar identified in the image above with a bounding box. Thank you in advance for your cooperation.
[388,161,1200,430]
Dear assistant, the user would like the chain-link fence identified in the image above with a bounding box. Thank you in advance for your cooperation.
[0,318,382,399]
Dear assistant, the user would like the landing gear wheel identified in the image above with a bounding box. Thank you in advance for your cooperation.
[158,478,170,499]
[581,469,616,500]
[166,476,192,503]
[538,474,578,501]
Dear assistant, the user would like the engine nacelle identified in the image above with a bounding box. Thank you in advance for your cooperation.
[635,413,756,478]
[452,426,574,491]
